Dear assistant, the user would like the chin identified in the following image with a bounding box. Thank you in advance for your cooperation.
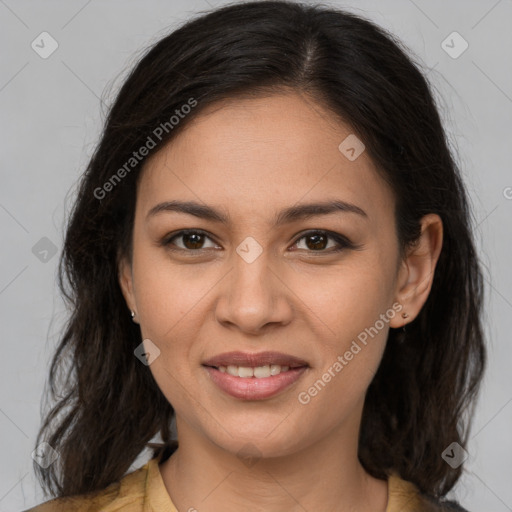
[204,422,308,461]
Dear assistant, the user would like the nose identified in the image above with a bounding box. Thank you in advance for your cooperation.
[214,244,293,335]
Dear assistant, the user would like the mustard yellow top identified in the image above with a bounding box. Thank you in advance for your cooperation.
[24,453,433,512]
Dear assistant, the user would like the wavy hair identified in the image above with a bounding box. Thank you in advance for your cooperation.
[34,0,486,500]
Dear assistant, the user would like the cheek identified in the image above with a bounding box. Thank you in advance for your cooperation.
[131,248,210,410]
[132,243,211,341]
[295,309,389,432]
[292,258,394,412]
[294,255,396,350]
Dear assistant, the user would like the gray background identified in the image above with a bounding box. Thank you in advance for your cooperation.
[1,0,511,510]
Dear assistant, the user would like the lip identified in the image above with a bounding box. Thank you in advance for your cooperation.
[203,365,308,400]
[202,351,309,368]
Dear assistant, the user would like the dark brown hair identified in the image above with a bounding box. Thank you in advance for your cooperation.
[34,0,486,501]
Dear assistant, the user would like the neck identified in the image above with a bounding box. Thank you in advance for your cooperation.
[158,412,388,512]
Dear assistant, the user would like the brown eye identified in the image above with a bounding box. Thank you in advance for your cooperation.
[181,232,205,249]
[161,229,358,255]
[293,230,355,253]
[303,233,329,250]
[163,230,218,251]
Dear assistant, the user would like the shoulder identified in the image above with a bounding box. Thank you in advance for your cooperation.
[23,460,151,512]
[388,473,470,512]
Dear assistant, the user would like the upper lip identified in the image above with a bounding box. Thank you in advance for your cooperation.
[202,351,309,368]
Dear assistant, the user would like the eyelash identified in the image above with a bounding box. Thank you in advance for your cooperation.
[160,229,358,255]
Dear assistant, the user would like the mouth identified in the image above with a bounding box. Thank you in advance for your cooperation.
[202,350,309,369]
[202,351,309,400]
[206,363,298,378]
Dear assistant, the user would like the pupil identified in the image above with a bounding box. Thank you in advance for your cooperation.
[307,233,326,250]
[184,233,203,249]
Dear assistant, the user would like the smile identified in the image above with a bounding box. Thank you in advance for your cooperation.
[203,365,308,400]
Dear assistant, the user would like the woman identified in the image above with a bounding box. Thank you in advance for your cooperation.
[26,1,485,510]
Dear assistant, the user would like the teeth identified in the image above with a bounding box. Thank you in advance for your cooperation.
[270,364,282,376]
[254,365,271,378]
[221,364,291,378]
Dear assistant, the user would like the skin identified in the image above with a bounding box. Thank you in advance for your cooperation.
[119,90,443,512]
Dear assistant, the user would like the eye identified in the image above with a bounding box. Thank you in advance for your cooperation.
[161,229,219,252]
[291,230,356,253]
[160,229,359,254]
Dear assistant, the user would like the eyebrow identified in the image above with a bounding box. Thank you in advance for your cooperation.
[146,199,368,225]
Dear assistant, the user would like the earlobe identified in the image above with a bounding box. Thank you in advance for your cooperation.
[390,213,443,328]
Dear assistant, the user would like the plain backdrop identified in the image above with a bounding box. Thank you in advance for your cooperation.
[1,0,511,510]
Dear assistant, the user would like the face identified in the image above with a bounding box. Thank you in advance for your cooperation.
[119,91,413,459]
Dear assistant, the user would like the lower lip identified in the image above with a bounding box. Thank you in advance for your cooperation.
[203,366,308,400]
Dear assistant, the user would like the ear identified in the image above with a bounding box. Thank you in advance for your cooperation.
[118,254,139,324]
[389,213,443,328]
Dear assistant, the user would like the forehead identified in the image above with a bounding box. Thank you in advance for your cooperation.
[137,92,395,227]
